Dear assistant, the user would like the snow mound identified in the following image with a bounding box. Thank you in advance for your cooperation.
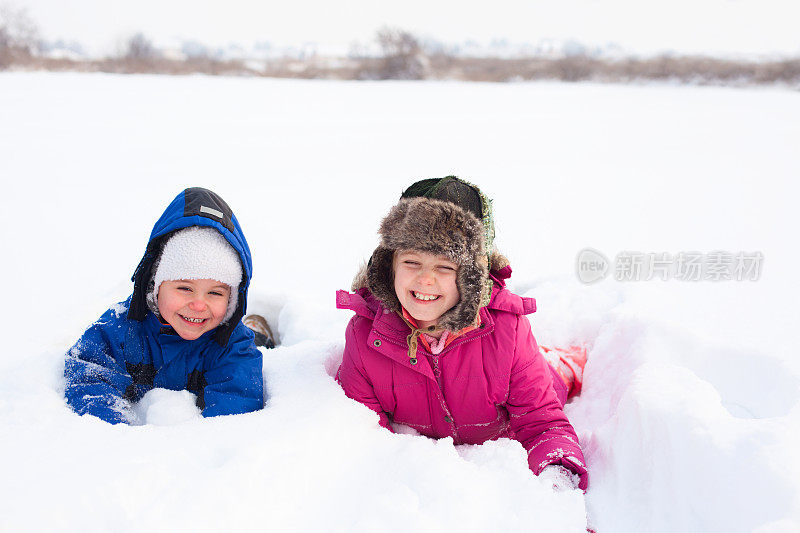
[527,280,800,532]
[133,388,202,426]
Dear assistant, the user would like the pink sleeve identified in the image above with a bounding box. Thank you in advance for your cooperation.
[506,315,588,490]
[336,318,393,431]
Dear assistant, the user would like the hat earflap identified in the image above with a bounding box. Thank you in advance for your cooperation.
[366,246,401,312]
[436,257,487,331]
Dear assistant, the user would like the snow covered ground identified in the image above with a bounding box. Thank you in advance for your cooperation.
[1,72,799,532]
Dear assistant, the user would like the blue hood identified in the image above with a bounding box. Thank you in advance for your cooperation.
[128,187,253,345]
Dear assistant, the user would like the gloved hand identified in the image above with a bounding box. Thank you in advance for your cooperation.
[539,465,580,492]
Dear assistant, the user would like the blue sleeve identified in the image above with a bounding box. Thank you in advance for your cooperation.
[64,305,136,425]
[201,324,264,418]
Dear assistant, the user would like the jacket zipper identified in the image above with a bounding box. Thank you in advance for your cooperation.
[428,325,497,441]
[430,353,459,441]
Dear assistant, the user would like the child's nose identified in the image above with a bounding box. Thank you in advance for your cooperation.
[187,297,207,311]
[417,269,436,285]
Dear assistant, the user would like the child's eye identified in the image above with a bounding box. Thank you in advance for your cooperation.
[209,291,225,297]
[178,286,192,292]
[437,265,456,272]
[403,260,421,266]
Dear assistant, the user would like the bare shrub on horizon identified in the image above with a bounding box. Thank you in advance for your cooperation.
[368,26,428,80]
[124,32,156,61]
[0,2,39,69]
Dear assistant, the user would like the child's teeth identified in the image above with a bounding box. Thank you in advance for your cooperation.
[414,292,438,301]
[185,317,204,323]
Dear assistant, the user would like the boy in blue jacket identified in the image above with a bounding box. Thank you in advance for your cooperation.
[64,187,264,424]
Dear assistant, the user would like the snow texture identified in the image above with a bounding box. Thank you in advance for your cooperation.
[133,388,202,426]
[1,72,799,532]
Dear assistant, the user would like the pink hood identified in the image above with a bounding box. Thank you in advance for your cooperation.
[336,266,588,489]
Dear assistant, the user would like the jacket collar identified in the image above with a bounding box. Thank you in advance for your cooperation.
[487,284,536,315]
[337,282,535,328]
[336,289,377,320]
[338,283,536,380]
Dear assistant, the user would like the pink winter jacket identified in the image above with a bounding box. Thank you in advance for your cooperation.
[335,270,588,490]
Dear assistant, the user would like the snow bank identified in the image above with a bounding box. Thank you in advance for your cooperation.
[0,334,587,532]
[528,281,800,532]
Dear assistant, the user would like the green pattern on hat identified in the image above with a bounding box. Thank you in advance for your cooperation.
[471,183,496,308]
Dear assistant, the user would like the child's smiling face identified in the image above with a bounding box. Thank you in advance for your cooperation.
[393,250,460,330]
[157,279,231,340]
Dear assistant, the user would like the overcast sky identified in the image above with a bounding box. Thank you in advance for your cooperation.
[12,0,800,56]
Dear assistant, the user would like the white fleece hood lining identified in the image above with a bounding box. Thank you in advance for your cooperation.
[146,226,243,324]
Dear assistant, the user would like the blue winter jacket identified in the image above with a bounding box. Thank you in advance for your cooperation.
[64,188,264,424]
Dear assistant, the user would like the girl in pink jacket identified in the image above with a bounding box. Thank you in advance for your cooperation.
[336,176,588,491]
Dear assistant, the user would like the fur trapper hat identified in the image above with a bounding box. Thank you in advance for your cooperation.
[146,226,243,324]
[364,196,490,332]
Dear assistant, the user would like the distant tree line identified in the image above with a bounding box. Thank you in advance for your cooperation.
[2,5,799,88]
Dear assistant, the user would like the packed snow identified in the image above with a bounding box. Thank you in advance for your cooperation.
[1,72,799,532]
